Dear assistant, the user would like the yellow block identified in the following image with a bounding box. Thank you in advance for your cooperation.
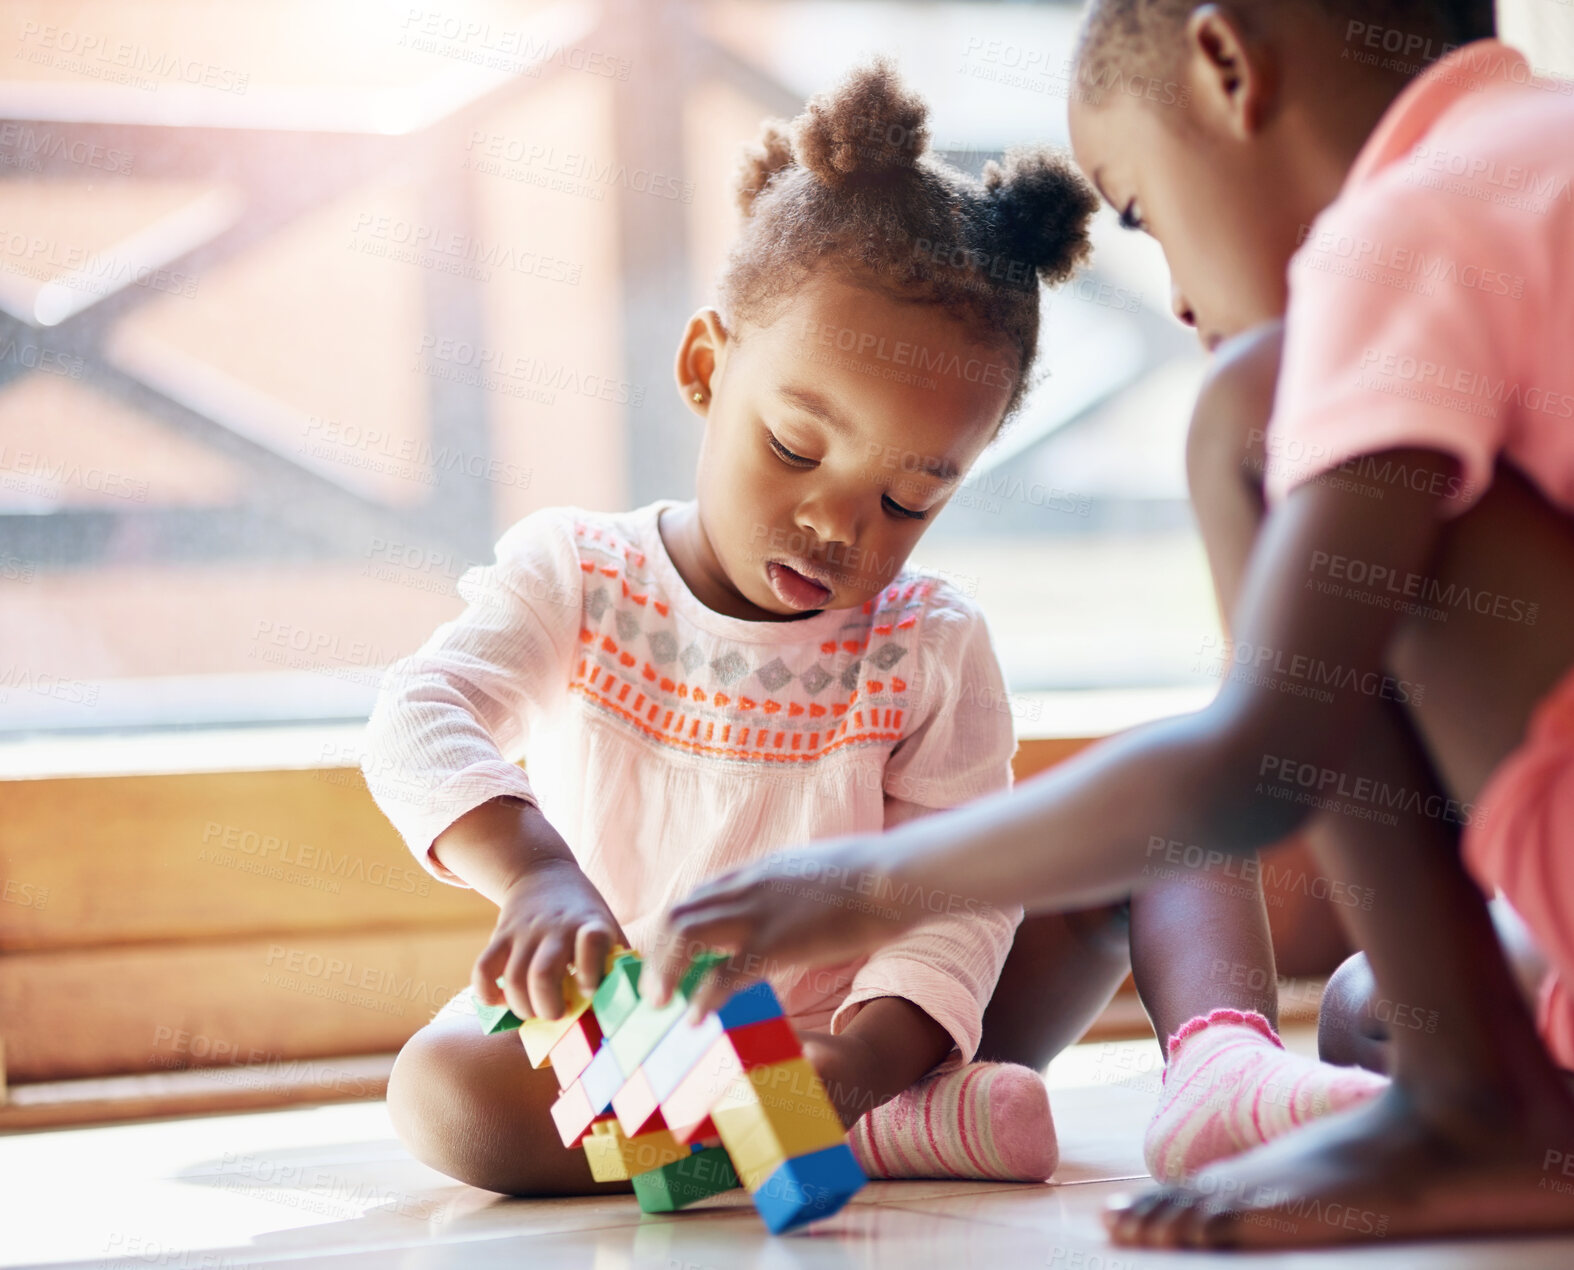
[710,1057,846,1190]
[717,1119,789,1192]
[517,980,591,1068]
[581,1121,687,1183]
[515,946,634,1068]
[584,1130,632,1182]
[617,1129,688,1177]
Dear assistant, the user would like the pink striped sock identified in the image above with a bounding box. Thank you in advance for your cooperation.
[848,1061,1058,1182]
[1144,1008,1389,1183]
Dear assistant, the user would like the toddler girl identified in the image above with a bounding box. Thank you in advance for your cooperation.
[364,62,1096,1194]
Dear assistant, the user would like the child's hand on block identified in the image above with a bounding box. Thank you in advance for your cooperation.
[641,836,921,1012]
[473,862,629,1024]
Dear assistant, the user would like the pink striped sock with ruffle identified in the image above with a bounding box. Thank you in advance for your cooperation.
[848,1061,1058,1182]
[1144,1007,1389,1183]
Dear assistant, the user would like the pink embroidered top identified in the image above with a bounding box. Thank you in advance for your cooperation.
[362,499,1022,1065]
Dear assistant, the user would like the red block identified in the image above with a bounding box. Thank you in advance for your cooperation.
[548,1012,605,1090]
[673,1114,717,1144]
[660,1017,801,1144]
[611,1067,666,1138]
[550,1082,616,1147]
[723,1016,800,1066]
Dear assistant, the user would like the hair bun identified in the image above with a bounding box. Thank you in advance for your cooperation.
[736,118,796,217]
[794,60,928,187]
[983,148,1098,286]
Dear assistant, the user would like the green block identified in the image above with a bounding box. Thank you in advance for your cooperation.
[631,1146,739,1212]
[679,950,730,996]
[608,951,731,1071]
[591,953,644,1035]
[473,993,522,1035]
[609,993,686,1072]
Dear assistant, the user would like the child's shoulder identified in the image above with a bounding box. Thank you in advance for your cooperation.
[862,564,992,651]
[493,502,655,569]
[1306,77,1572,256]
[1186,321,1284,466]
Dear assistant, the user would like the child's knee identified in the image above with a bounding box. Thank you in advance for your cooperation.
[386,1020,540,1193]
[386,1024,471,1164]
[1318,952,1386,1068]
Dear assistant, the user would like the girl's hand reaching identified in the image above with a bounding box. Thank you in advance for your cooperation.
[641,836,925,1013]
[433,796,629,1023]
[473,858,630,1022]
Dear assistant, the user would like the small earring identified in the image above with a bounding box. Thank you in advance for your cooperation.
[691,390,706,404]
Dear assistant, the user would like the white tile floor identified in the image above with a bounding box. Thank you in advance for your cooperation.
[5,1035,1573,1269]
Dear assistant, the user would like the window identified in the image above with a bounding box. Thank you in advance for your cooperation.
[0,0,1221,742]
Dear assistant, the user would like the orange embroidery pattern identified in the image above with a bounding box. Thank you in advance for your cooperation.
[570,519,929,761]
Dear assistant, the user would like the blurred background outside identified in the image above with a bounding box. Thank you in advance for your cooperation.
[0,0,1566,747]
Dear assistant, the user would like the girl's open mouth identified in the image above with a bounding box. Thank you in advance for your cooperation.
[766,559,833,611]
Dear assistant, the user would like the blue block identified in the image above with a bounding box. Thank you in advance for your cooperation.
[750,1143,865,1234]
[579,1041,625,1113]
[714,980,783,1030]
[641,1012,723,1101]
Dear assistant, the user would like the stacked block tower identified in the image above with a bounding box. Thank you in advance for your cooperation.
[473,947,866,1233]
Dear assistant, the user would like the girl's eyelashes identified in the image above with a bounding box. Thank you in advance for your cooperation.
[1119,199,1146,232]
[767,433,816,468]
[882,493,928,521]
[769,428,928,521]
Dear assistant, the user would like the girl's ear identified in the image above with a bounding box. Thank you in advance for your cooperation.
[674,307,730,416]
[1185,3,1276,140]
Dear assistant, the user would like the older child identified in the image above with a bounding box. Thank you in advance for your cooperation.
[647,0,1574,1247]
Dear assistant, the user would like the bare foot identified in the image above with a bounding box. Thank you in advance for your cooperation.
[1106,1083,1574,1249]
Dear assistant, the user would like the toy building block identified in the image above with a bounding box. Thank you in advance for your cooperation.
[517,980,593,1069]
[583,1122,629,1183]
[474,998,523,1035]
[549,1081,614,1147]
[640,978,786,1100]
[611,1067,666,1138]
[582,1120,689,1183]
[631,1145,740,1212]
[619,1128,688,1178]
[474,943,632,1058]
[519,1002,589,1069]
[496,945,863,1232]
[750,1142,865,1234]
[579,1040,626,1113]
[608,949,729,1063]
[659,1016,802,1145]
[547,1011,605,1089]
[709,1055,847,1191]
[591,953,644,1034]
[712,979,786,1029]
[641,1012,725,1103]
[608,990,692,1073]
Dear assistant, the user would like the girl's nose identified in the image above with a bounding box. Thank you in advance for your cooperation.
[1170,282,1197,328]
[795,492,856,550]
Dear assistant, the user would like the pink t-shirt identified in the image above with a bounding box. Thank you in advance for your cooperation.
[1265,40,1574,515]
[362,499,1022,1064]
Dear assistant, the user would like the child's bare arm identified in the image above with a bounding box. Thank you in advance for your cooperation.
[901,443,1457,908]
[650,441,1461,998]
[436,796,627,1021]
